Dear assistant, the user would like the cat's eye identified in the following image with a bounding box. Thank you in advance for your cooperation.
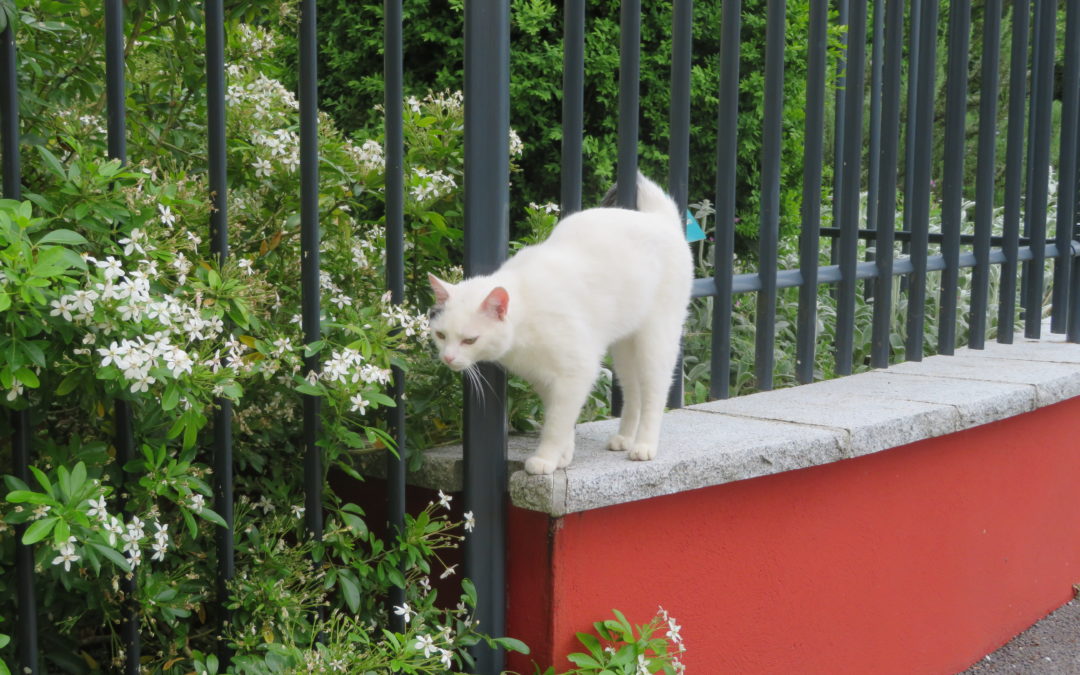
[462,337,478,345]
[435,331,446,340]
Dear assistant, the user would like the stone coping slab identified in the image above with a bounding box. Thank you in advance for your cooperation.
[358,324,1080,516]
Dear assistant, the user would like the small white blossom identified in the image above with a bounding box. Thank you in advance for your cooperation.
[414,634,437,658]
[393,603,414,625]
[464,511,475,532]
[158,204,177,227]
[52,541,80,572]
[349,394,369,415]
[436,490,452,510]
[291,504,306,519]
[189,493,206,513]
[86,495,108,520]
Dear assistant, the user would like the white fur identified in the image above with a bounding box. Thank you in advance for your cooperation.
[428,174,693,475]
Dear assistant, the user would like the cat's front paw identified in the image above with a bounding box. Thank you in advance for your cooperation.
[628,442,657,462]
[524,455,558,475]
[607,434,633,452]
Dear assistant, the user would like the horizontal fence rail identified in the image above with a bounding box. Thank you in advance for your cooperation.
[3,1,1079,674]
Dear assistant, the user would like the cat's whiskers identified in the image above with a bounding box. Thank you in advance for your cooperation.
[463,363,493,407]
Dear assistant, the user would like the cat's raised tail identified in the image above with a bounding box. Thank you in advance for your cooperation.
[600,172,683,231]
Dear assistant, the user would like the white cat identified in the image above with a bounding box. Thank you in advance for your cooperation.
[428,173,693,475]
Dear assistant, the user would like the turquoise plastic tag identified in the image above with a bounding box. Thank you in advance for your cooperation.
[685,210,706,243]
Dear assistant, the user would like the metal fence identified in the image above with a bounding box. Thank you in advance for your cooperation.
[5,0,1080,673]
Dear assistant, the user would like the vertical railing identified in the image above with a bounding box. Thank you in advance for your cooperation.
[3,11,38,673]
[1024,0,1059,338]
[299,0,323,545]
[560,0,585,217]
[383,0,408,633]
[462,3,510,672]
[754,0,785,389]
[1064,1,1080,342]
[710,0,740,400]
[203,0,235,662]
[104,1,141,670]
[998,0,1030,344]
[795,0,827,381]
[869,0,904,369]
[667,0,691,409]
[904,0,939,361]
[969,0,1003,349]
[937,0,970,355]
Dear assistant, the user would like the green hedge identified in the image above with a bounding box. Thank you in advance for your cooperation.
[291,0,842,249]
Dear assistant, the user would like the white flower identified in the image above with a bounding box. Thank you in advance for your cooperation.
[129,372,156,394]
[95,255,124,281]
[414,634,437,658]
[349,394,369,415]
[330,294,352,310]
[237,258,255,275]
[189,493,205,513]
[165,347,194,377]
[252,157,273,178]
[86,495,108,520]
[98,341,127,369]
[254,495,274,514]
[419,576,431,593]
[103,516,123,546]
[436,490,452,510]
[158,204,177,227]
[439,564,458,579]
[464,511,475,532]
[127,547,142,568]
[439,649,453,668]
[393,603,414,625]
[49,296,75,321]
[32,503,51,520]
[52,541,80,572]
[6,382,23,401]
[291,504,306,519]
[666,618,683,645]
[636,654,650,675]
[150,538,168,562]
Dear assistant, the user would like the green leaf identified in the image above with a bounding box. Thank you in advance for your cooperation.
[161,384,180,411]
[493,637,530,655]
[14,367,39,389]
[36,229,88,246]
[576,631,603,658]
[340,511,368,537]
[196,506,227,528]
[181,507,198,538]
[5,490,55,505]
[55,372,80,396]
[69,462,87,495]
[35,146,66,179]
[90,542,131,572]
[22,516,58,544]
[567,653,602,669]
[29,465,52,492]
[338,571,360,613]
[53,518,70,546]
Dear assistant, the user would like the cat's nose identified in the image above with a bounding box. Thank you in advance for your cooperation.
[442,354,455,365]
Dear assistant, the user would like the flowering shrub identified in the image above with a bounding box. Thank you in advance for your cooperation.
[0,1,526,672]
[538,607,687,675]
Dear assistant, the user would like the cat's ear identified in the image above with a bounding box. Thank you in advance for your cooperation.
[428,274,452,305]
[480,287,509,321]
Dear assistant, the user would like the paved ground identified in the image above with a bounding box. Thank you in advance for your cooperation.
[961,599,1080,674]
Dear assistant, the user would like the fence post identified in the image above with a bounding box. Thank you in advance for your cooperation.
[667,0,691,409]
[299,0,324,543]
[383,0,409,633]
[560,0,585,217]
[463,2,510,671]
[710,0,741,400]
[1053,0,1079,335]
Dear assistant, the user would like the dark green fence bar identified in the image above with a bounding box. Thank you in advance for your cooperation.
[560,0,585,216]
[1053,0,1078,334]
[667,0,691,408]
[710,0,741,399]
[969,0,1003,349]
[865,0,884,242]
[834,0,866,376]
[795,0,828,384]
[463,3,510,672]
[1024,0,1058,339]
[904,0,939,361]
[829,0,849,268]
[610,0,640,416]
[105,1,141,670]
[937,0,970,355]
[614,0,640,211]
[299,0,323,540]
[998,0,1029,345]
[869,0,905,369]
[899,0,922,284]
[203,1,235,661]
[383,0,408,633]
[754,0,785,390]
[2,17,37,673]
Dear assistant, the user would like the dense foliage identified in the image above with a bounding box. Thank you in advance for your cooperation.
[0,2,526,672]
[299,0,846,249]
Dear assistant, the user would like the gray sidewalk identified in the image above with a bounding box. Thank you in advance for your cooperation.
[962,599,1080,674]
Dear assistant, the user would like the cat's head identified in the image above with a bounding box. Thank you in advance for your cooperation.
[427,273,513,371]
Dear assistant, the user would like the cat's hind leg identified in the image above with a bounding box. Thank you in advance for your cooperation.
[626,322,682,462]
[606,337,641,452]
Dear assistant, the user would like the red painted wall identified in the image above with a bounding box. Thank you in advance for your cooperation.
[506,397,1080,675]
